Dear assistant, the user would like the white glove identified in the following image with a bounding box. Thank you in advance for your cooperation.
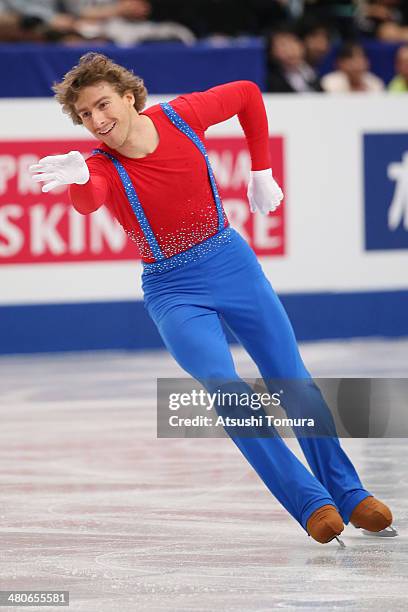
[29,151,90,193]
[247,169,284,215]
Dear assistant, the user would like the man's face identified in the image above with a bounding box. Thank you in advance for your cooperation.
[304,29,330,64]
[75,81,136,148]
[271,33,304,70]
[339,50,368,80]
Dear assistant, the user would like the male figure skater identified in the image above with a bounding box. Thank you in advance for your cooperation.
[30,53,394,544]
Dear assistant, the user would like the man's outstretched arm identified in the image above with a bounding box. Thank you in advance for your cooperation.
[30,151,108,215]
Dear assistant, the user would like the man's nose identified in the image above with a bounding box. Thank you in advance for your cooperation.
[93,110,107,127]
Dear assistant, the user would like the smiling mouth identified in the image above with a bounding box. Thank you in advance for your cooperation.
[98,122,116,136]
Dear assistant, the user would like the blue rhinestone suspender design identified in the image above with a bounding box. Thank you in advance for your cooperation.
[142,226,233,275]
[92,148,165,261]
[92,103,229,273]
[160,102,224,233]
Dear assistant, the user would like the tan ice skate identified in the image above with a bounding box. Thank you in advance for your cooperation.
[307,504,345,547]
[350,496,398,537]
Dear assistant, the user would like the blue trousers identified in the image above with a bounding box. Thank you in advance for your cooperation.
[143,229,371,530]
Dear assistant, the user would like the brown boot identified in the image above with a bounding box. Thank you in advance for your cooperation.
[306,505,344,544]
[350,496,393,532]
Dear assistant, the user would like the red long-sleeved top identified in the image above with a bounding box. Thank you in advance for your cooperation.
[70,80,271,262]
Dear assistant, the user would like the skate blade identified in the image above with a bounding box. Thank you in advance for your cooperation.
[307,533,346,547]
[360,525,398,537]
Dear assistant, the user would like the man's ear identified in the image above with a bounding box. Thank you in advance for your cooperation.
[124,91,135,106]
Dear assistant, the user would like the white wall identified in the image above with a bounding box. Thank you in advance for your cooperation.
[1,93,407,307]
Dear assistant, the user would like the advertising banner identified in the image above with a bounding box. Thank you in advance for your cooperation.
[364,133,408,251]
[0,138,284,265]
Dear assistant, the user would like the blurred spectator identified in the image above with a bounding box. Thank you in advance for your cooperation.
[0,0,196,44]
[0,0,102,42]
[69,0,195,44]
[388,44,408,91]
[1,0,76,35]
[321,42,385,92]
[0,1,20,41]
[298,18,331,72]
[355,0,408,42]
[69,0,149,21]
[266,26,322,92]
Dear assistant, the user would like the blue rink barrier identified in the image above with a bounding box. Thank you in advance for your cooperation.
[0,40,265,98]
[0,38,401,97]
[1,289,408,354]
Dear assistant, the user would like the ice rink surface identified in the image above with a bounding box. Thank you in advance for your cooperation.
[0,338,407,611]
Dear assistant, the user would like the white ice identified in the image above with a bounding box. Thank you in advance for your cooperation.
[0,338,407,611]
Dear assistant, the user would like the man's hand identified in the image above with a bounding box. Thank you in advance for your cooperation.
[247,169,284,215]
[29,151,90,193]
[117,0,151,20]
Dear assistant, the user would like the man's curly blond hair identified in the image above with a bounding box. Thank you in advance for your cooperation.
[53,52,148,125]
